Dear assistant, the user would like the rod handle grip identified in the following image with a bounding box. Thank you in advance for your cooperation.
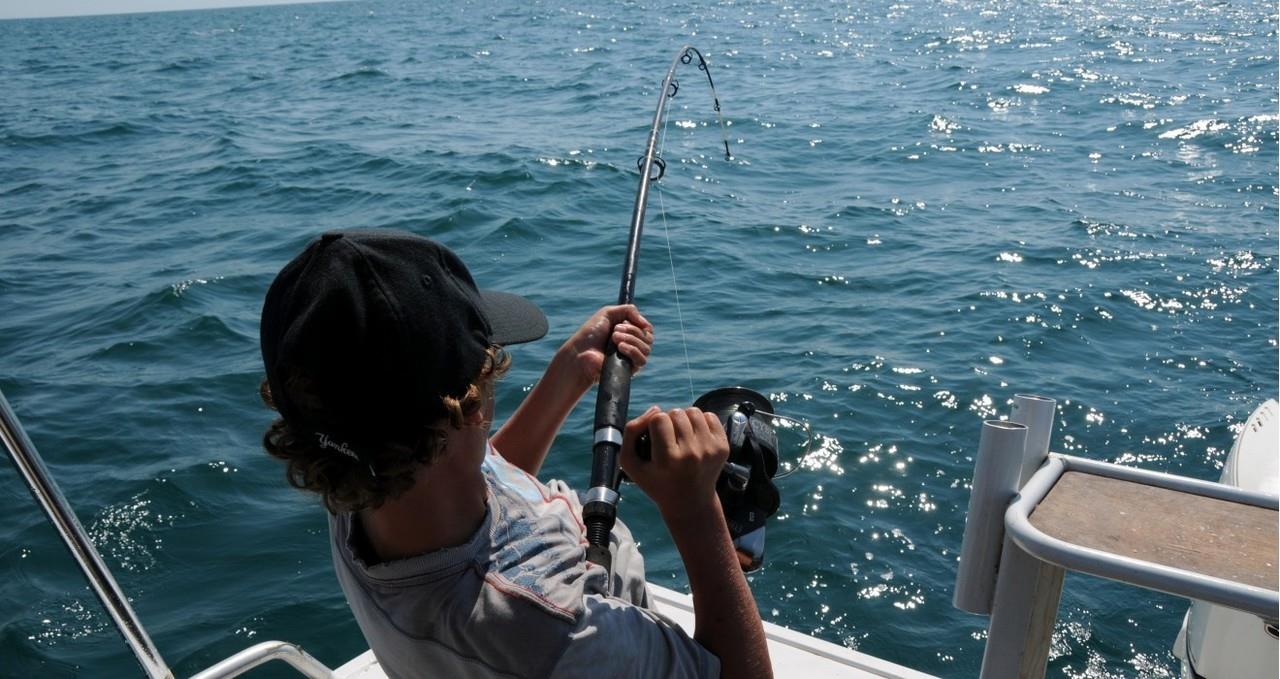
[588,345,629,479]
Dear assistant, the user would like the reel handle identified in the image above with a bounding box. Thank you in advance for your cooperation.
[630,433,750,492]
[633,401,755,460]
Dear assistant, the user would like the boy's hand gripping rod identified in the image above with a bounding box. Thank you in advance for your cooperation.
[581,45,731,571]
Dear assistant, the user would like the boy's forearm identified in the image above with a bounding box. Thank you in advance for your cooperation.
[491,349,588,475]
[665,499,773,679]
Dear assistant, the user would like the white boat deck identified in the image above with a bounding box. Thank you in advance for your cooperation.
[333,583,933,678]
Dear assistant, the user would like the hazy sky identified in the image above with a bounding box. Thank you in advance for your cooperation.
[0,0,343,20]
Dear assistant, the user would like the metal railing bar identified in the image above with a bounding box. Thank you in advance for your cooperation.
[189,641,335,679]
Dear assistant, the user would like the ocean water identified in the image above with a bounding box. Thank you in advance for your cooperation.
[0,0,1275,676]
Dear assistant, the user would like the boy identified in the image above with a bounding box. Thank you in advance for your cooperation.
[260,229,770,678]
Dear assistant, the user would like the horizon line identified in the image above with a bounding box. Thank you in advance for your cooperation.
[0,0,350,22]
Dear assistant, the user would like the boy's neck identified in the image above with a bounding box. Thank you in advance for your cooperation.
[356,431,489,562]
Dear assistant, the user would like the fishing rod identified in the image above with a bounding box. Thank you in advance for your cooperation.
[581,45,733,572]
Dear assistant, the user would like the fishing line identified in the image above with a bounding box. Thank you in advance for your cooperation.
[653,90,696,403]
[652,46,734,403]
[656,188,695,402]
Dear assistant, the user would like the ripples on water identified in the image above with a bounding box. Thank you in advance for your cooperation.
[0,0,1275,676]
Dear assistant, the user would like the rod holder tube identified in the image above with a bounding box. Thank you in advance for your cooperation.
[954,419,1029,615]
[1010,394,1056,488]
[0,389,172,679]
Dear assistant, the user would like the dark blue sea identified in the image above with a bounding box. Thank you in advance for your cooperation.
[1,0,1275,676]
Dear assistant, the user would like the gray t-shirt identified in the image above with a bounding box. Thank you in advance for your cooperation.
[329,445,720,679]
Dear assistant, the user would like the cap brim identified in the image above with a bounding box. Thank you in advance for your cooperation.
[479,290,548,345]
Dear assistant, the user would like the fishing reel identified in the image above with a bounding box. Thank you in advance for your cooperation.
[632,387,785,572]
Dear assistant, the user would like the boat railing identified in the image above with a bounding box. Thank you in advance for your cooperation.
[188,641,334,679]
[1,387,336,678]
[953,393,1279,679]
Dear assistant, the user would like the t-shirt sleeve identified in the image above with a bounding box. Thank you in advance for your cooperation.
[549,593,720,679]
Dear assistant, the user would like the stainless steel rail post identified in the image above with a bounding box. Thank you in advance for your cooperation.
[0,388,173,679]
[981,395,1064,679]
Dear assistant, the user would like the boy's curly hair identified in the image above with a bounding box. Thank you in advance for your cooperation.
[260,346,511,514]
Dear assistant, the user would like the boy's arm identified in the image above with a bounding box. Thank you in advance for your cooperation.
[492,305,652,476]
[621,407,773,679]
[490,350,585,476]
[667,496,772,679]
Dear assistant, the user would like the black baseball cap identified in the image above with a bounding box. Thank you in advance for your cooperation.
[260,229,548,457]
